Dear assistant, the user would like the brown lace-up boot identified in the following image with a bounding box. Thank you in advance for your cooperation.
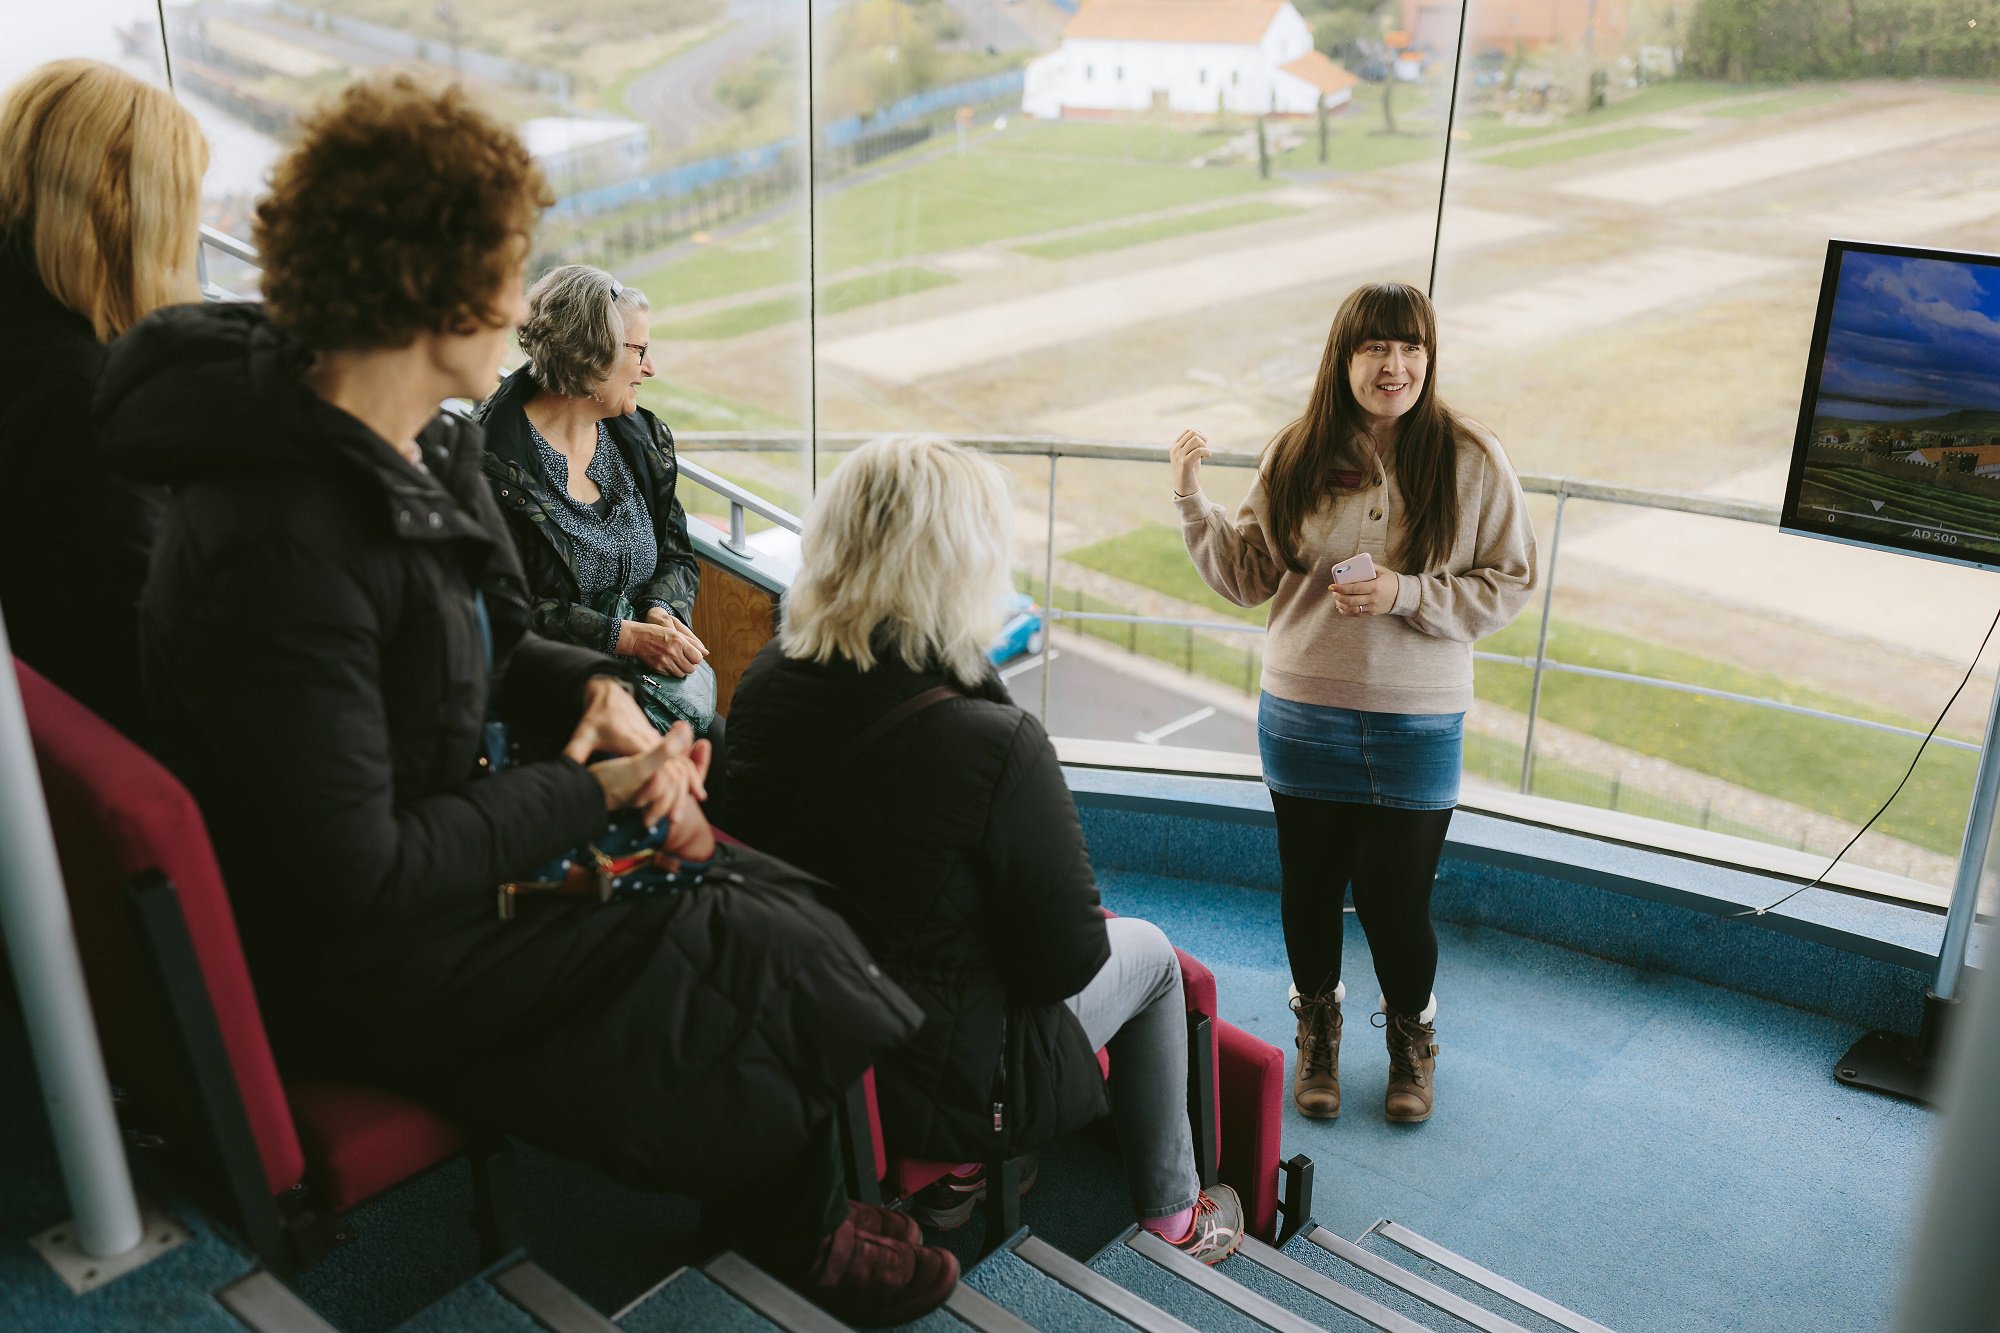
[1377,1004,1438,1123]
[1288,983,1343,1119]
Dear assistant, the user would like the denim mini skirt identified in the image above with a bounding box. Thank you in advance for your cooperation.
[1257,693,1464,810]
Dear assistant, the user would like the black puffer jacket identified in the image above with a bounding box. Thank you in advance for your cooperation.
[475,365,700,638]
[96,302,921,1193]
[721,640,1112,1164]
[0,232,164,743]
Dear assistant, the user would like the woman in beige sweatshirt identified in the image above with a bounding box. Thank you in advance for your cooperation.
[1173,282,1537,1126]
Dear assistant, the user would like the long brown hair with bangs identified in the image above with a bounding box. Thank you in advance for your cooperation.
[1264,283,1462,576]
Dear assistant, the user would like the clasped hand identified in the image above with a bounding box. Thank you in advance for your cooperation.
[564,680,714,857]
[618,608,708,677]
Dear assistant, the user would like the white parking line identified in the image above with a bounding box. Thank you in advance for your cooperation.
[1000,649,1059,682]
[1136,706,1217,746]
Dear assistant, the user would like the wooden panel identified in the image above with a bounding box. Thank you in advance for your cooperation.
[691,557,777,717]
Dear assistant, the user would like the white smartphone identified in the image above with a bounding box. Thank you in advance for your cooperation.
[1331,552,1376,585]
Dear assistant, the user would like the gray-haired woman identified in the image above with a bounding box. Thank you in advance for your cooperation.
[477,263,714,735]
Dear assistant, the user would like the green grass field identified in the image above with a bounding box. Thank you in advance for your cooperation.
[1017,202,1302,261]
[626,138,1272,310]
[1460,79,1784,151]
[1270,86,1446,173]
[1063,522,1976,853]
[1483,124,1689,169]
[637,379,799,432]
[1703,87,1848,119]
[977,119,1226,163]
[657,265,957,340]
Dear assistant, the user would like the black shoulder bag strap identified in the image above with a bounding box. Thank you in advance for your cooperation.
[822,684,961,781]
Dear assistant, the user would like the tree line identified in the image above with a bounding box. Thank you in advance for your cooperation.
[1684,0,2000,80]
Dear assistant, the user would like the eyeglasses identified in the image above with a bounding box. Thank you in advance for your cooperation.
[622,341,650,361]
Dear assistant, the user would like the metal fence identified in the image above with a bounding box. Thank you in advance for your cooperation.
[191,227,1978,876]
[667,432,1986,802]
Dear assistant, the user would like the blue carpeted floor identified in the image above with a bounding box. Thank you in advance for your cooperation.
[0,865,1940,1331]
[1094,870,1940,1333]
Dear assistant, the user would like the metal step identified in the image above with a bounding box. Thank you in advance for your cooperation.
[1295,1228,1535,1333]
[1123,1229,1332,1333]
[705,1251,855,1332]
[1355,1222,1616,1333]
[215,1270,340,1333]
[491,1259,620,1332]
[944,1279,1042,1333]
[1014,1232,1200,1332]
[1234,1235,1438,1333]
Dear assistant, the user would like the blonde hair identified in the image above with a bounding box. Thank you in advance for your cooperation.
[783,435,1016,688]
[0,60,207,340]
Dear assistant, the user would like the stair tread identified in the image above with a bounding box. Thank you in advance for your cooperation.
[618,1269,785,1333]
[394,1277,545,1332]
[1281,1229,1488,1332]
[965,1246,1140,1331]
[1086,1243,1284,1333]
[882,1306,976,1332]
[1354,1228,1606,1333]
[1227,1242,1426,1332]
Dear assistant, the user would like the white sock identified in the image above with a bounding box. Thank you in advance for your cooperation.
[1289,980,1345,1005]
[1379,992,1438,1023]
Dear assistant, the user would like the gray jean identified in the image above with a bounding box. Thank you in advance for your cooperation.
[1064,916,1201,1219]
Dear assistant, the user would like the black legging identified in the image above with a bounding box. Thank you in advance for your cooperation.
[1270,793,1453,1015]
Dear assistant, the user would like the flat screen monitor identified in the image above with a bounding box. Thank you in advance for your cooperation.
[1782,239,2000,574]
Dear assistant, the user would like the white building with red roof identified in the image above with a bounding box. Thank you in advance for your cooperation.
[1023,0,1356,121]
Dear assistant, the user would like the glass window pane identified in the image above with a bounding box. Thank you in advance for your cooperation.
[150,0,813,506]
[1432,7,2000,897]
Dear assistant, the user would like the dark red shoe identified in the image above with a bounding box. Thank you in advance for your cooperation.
[847,1198,923,1246]
[798,1218,959,1327]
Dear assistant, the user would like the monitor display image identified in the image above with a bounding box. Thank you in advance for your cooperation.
[1782,240,2000,573]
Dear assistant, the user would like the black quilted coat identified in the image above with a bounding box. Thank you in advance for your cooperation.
[95,302,921,1194]
[720,640,1112,1164]
[0,233,163,744]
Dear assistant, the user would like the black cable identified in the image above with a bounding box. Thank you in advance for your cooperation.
[1735,602,2000,918]
[1426,0,1476,299]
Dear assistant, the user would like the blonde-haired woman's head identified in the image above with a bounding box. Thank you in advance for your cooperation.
[0,59,208,340]
[782,435,1015,688]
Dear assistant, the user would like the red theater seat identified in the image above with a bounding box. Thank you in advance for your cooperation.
[17,660,518,1276]
[844,930,1299,1245]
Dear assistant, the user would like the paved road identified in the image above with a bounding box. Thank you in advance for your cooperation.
[943,0,1060,54]
[1000,638,1260,754]
[625,0,798,158]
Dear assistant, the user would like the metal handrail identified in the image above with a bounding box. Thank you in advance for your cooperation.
[182,245,1960,835]
[672,432,1784,523]
[669,430,1976,808]
[198,224,259,265]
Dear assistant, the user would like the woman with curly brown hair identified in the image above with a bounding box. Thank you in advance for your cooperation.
[95,76,955,1325]
[0,59,206,742]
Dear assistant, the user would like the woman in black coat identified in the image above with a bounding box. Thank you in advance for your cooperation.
[97,78,954,1327]
[722,434,1246,1264]
[0,59,206,742]
[475,264,713,735]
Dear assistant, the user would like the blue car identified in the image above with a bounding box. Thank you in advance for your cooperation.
[989,592,1046,664]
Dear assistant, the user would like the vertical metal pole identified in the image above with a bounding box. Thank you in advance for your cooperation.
[1040,454,1058,725]
[1518,490,1566,794]
[1893,905,2000,1333]
[727,500,749,556]
[0,626,144,1259]
[1935,665,2000,1002]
